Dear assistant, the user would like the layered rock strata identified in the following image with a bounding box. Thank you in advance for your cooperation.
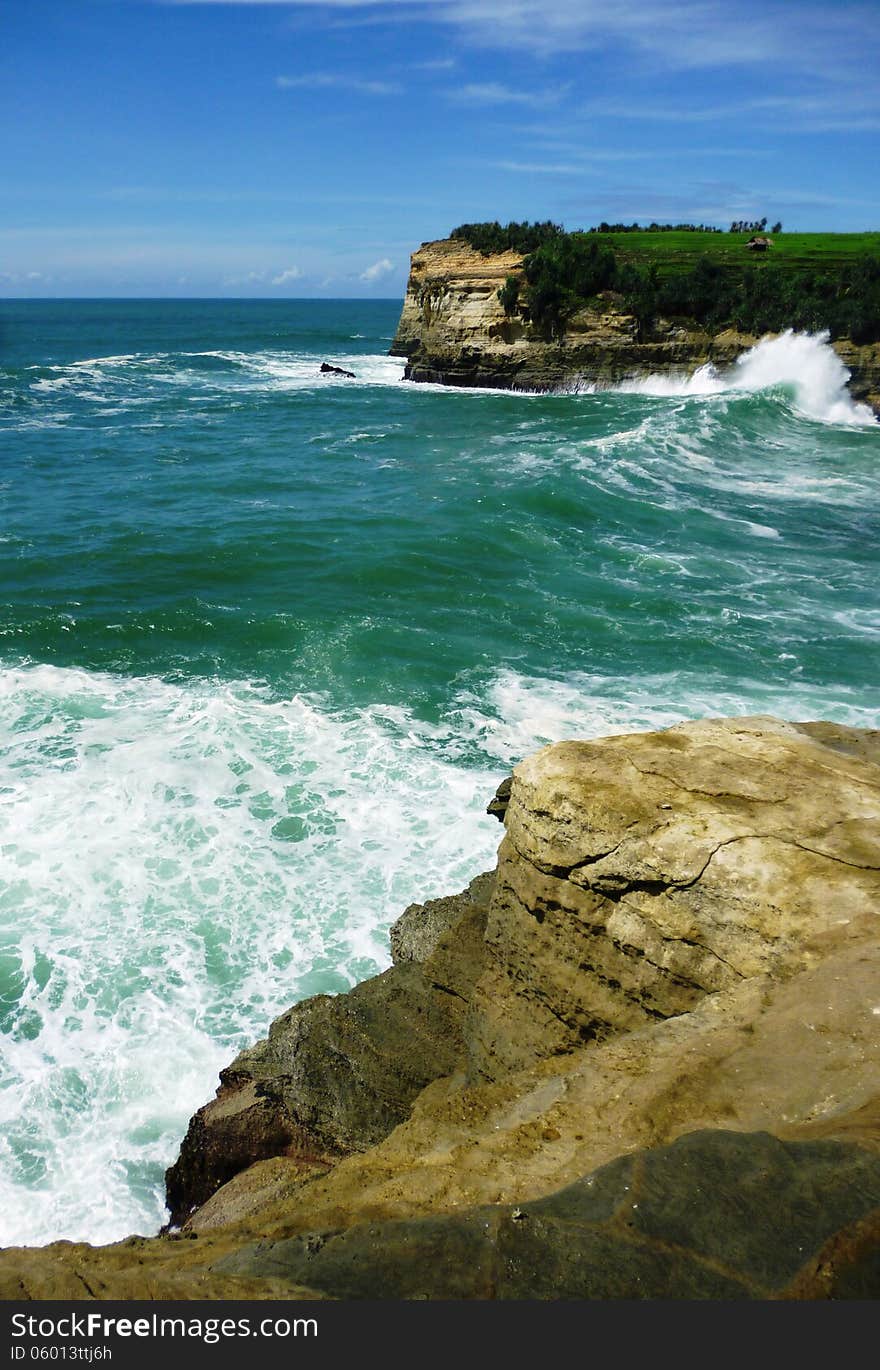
[2,715,880,1299]
[389,237,880,412]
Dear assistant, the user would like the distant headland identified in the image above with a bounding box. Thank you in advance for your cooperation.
[389,220,880,412]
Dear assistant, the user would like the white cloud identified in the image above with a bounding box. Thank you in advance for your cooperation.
[574,88,880,133]
[276,72,402,95]
[272,266,304,285]
[448,81,567,108]
[492,160,586,175]
[165,1,879,79]
[360,257,393,282]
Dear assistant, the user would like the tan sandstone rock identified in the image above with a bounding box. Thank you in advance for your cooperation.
[2,715,879,1298]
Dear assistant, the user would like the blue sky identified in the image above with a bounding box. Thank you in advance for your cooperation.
[3,0,879,297]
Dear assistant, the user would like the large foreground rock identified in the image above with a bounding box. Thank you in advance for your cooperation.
[470,716,880,1079]
[1,715,879,1298]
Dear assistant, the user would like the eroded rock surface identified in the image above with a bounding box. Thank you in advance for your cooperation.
[214,1130,880,1299]
[470,716,880,1079]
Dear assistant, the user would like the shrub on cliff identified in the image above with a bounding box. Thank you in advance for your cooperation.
[450,220,564,255]
[621,254,880,343]
[498,275,521,314]
[653,256,737,327]
[452,220,880,344]
[522,235,617,338]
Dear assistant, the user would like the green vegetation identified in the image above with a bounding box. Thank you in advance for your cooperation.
[449,220,880,343]
[521,236,617,339]
[728,218,777,234]
[624,254,880,344]
[603,229,880,274]
[449,220,564,255]
[589,221,723,234]
[497,275,521,314]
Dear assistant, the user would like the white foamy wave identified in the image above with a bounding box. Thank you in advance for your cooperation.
[22,351,407,406]
[617,330,877,426]
[450,667,880,768]
[186,350,406,391]
[0,663,501,1246]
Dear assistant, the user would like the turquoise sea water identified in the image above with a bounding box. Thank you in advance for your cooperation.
[1,299,878,1246]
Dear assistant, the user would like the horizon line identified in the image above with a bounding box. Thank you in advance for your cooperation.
[0,295,406,303]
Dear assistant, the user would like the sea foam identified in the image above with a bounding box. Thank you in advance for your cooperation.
[0,663,499,1246]
[617,330,877,426]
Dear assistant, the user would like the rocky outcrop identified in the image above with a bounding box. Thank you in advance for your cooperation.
[164,871,495,1226]
[2,715,879,1299]
[831,338,880,413]
[470,716,880,1080]
[390,237,880,411]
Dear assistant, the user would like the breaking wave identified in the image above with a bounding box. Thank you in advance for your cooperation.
[616,330,876,426]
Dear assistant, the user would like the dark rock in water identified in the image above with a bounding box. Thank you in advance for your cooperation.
[486,775,512,823]
[320,362,356,378]
[213,1130,880,1298]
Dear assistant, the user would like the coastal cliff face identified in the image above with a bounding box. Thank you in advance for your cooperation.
[390,238,880,410]
[3,716,880,1299]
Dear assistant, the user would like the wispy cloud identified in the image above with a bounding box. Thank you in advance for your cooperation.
[576,88,880,133]
[0,270,51,284]
[272,266,304,284]
[360,256,393,282]
[222,265,305,286]
[163,1,879,77]
[447,81,568,109]
[491,160,587,176]
[410,57,457,71]
[276,72,403,94]
[222,270,270,287]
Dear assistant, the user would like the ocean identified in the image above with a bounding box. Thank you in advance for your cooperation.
[1,298,878,1248]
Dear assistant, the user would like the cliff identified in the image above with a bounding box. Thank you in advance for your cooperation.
[389,237,880,411]
[3,716,880,1299]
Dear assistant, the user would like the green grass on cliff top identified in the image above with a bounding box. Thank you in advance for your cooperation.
[603,231,880,275]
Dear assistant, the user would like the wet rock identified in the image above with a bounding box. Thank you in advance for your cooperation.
[5,715,880,1299]
[486,776,512,823]
[389,870,494,965]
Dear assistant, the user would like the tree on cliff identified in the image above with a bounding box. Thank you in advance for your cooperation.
[522,235,617,338]
[450,220,564,255]
[498,275,521,314]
